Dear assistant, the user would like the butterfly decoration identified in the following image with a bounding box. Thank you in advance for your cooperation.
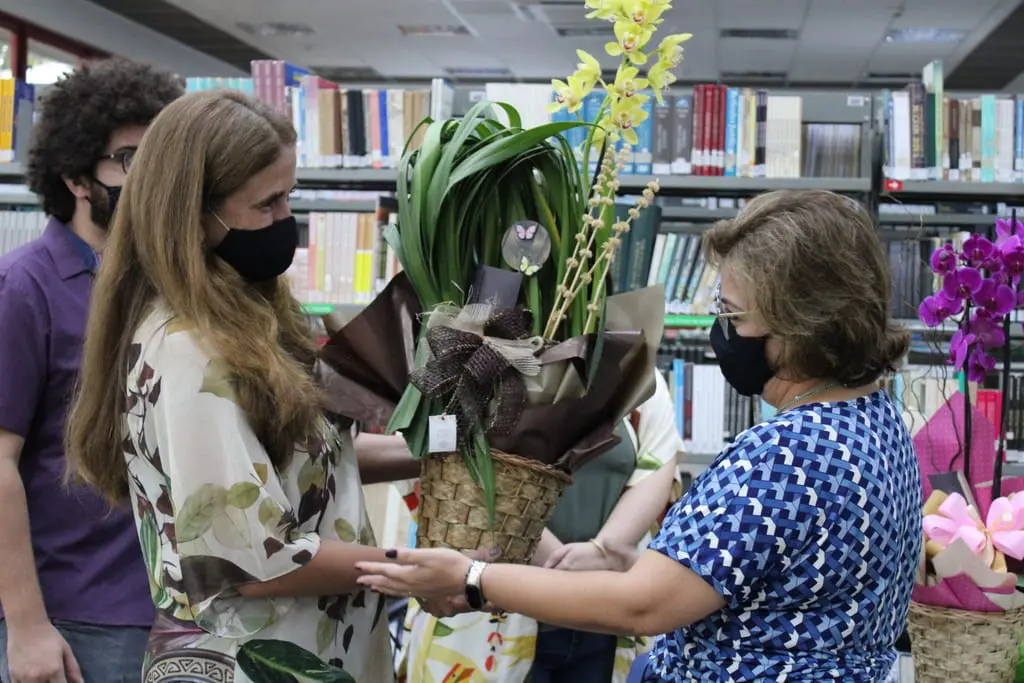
[501,220,551,277]
[519,256,540,276]
[515,222,538,241]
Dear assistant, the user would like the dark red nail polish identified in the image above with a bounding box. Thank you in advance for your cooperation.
[385,548,398,559]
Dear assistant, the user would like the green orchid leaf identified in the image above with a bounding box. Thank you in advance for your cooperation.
[236,639,354,683]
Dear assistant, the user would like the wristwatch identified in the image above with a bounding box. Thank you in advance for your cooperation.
[464,560,488,610]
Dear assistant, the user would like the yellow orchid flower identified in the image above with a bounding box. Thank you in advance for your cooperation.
[585,0,625,20]
[548,75,588,114]
[655,32,692,67]
[574,49,601,89]
[645,60,677,104]
[606,20,653,63]
[623,0,668,30]
[610,94,649,145]
[612,65,649,99]
[591,116,616,146]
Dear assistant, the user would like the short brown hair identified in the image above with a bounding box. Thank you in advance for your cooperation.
[703,189,908,386]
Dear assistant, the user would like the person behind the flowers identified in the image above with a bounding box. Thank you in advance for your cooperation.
[356,190,923,682]
[399,369,683,683]
[64,90,399,682]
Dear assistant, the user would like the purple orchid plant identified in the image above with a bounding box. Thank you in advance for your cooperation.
[919,218,1024,382]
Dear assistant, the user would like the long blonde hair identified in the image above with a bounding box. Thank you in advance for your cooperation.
[66,90,321,502]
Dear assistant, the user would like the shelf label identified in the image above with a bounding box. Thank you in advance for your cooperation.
[883,179,904,192]
[664,314,716,328]
[302,303,335,314]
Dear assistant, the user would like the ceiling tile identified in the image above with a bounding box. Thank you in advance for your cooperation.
[142,0,1009,87]
[662,0,718,28]
[806,0,900,22]
[798,19,889,49]
[718,38,796,72]
[788,60,865,81]
[716,0,809,29]
[889,6,1001,29]
[867,44,959,73]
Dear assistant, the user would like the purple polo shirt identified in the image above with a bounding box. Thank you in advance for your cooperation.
[0,218,154,627]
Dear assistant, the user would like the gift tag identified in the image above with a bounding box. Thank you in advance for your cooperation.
[428,414,458,453]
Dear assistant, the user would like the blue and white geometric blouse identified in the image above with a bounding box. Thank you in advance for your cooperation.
[644,390,922,682]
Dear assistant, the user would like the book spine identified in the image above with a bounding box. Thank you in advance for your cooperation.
[651,96,674,175]
[724,87,739,176]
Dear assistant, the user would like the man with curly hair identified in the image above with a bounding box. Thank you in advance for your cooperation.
[0,58,184,683]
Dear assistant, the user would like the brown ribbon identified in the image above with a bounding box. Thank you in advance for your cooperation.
[410,307,538,445]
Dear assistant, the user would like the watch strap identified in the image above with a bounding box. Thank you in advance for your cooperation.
[464,560,487,610]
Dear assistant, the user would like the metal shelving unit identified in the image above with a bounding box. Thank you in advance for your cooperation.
[291,199,377,213]
[661,207,737,223]
[883,180,1024,198]
[877,212,996,228]
[634,175,870,194]
[0,192,37,206]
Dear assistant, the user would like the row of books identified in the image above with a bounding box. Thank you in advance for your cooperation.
[658,346,764,455]
[0,206,401,309]
[288,209,401,307]
[187,63,448,171]
[189,64,862,179]
[889,234,947,320]
[0,208,47,253]
[883,59,1024,184]
[656,337,987,460]
[0,194,998,327]
[662,86,857,179]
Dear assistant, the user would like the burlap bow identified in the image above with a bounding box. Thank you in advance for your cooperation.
[410,303,544,444]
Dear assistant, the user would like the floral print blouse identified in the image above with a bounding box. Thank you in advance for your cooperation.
[123,306,394,683]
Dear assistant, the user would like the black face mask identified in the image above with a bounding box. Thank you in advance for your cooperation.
[709,318,774,396]
[89,180,121,230]
[213,215,299,282]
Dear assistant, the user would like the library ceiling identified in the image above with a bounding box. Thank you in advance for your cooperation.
[88,0,1024,89]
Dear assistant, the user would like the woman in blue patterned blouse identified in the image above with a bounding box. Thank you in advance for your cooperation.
[356,189,924,682]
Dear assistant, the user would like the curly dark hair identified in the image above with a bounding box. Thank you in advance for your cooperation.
[27,58,185,222]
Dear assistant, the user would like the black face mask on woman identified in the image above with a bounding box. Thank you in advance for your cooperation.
[709,318,774,396]
[213,214,298,282]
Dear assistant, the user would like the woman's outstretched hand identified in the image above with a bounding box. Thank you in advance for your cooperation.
[355,547,499,602]
[544,541,612,571]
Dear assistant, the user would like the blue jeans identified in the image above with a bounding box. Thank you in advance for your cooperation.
[530,627,618,683]
[0,619,150,683]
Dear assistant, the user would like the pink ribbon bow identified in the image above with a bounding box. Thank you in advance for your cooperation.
[924,493,1024,564]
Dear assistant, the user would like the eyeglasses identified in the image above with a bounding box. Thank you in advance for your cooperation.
[97,148,136,174]
[710,279,747,339]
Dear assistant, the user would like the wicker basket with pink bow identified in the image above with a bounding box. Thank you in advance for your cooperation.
[910,487,1024,683]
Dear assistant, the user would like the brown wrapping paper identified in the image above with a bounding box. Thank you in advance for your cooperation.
[317,274,666,473]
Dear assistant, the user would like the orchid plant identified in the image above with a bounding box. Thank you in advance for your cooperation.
[919,218,1024,382]
[546,0,690,335]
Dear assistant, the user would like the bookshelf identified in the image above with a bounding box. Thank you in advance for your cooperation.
[2,72,1022,510]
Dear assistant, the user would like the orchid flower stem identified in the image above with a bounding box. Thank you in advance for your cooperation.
[963,300,972,483]
[994,209,1020,499]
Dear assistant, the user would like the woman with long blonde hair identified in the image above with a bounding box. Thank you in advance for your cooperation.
[66,90,394,683]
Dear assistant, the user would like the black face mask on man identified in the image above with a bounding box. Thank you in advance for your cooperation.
[88,180,121,230]
[709,318,774,396]
[212,212,299,282]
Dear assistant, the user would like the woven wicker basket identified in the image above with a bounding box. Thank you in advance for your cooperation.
[907,601,1024,682]
[417,450,572,564]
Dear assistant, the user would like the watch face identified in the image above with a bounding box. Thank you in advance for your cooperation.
[465,584,484,610]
